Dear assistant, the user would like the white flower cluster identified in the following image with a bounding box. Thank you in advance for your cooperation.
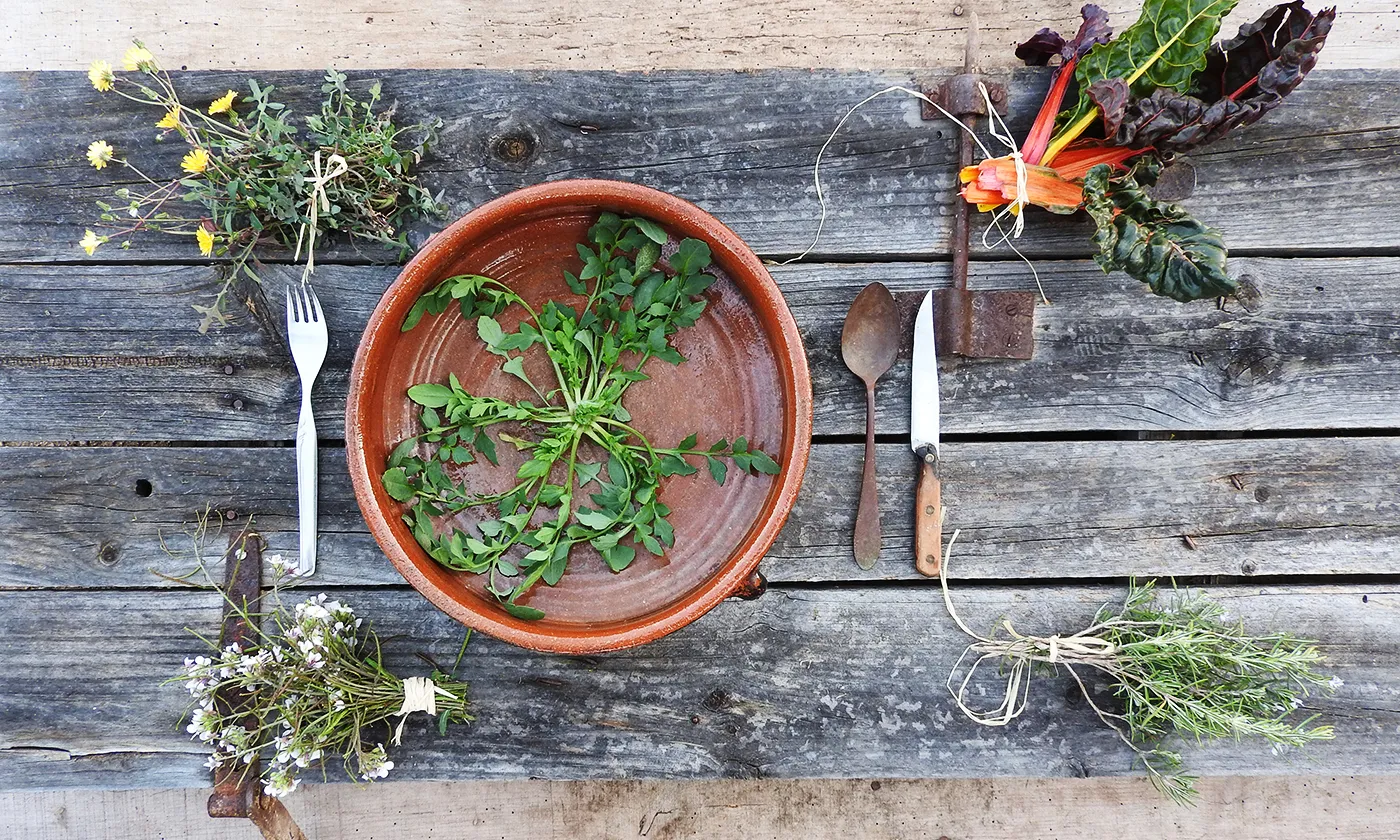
[176,594,392,798]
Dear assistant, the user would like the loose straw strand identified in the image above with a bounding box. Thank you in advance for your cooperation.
[780,83,1050,306]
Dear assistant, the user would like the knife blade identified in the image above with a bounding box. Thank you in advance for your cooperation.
[910,290,944,577]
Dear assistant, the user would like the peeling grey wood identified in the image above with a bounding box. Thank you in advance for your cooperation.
[0,585,1395,790]
[1,70,1397,262]
[6,775,1400,840]
[3,437,1399,590]
[5,256,1400,440]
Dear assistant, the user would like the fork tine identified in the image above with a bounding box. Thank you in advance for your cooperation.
[305,284,323,323]
[286,285,298,324]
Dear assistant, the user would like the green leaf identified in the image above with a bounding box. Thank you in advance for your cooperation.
[501,356,534,388]
[402,297,430,331]
[634,242,660,277]
[640,533,664,556]
[541,544,569,586]
[575,461,603,487]
[633,273,662,313]
[634,218,668,244]
[517,458,553,480]
[477,315,506,354]
[656,454,698,477]
[407,383,453,408]
[677,433,698,451]
[748,449,781,475]
[1060,0,1241,132]
[387,437,418,468]
[706,456,728,486]
[500,601,546,621]
[602,544,637,572]
[575,508,616,530]
[474,430,499,465]
[653,516,674,547]
[671,238,712,274]
[1082,163,1234,302]
[382,467,415,502]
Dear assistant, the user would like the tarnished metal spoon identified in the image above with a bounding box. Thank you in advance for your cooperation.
[841,282,901,570]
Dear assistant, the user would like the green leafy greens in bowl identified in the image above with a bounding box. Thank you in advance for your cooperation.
[381,213,780,620]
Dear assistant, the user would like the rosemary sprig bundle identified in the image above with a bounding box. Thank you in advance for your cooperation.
[84,42,444,331]
[172,552,471,798]
[939,532,1338,804]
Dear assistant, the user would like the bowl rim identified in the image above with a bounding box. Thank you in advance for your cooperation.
[345,178,812,653]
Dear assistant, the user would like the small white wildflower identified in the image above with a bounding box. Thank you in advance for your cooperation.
[204,753,223,770]
[1327,676,1344,691]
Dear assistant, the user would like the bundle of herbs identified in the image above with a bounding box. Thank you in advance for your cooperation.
[961,0,1335,301]
[383,214,780,619]
[938,533,1338,804]
[83,43,444,331]
[171,545,471,798]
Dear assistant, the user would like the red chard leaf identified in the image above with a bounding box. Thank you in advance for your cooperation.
[1112,3,1335,153]
[1087,78,1131,136]
[1017,5,1112,66]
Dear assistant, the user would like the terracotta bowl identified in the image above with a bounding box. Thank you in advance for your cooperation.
[346,180,812,653]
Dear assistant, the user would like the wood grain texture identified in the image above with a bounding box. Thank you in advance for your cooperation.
[2,70,1397,262]
[1,585,1395,790]
[4,256,1400,440]
[4,775,1399,840]
[6,1,1396,72]
[4,435,1398,589]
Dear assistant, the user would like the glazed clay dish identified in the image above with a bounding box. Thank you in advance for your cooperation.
[346,180,812,653]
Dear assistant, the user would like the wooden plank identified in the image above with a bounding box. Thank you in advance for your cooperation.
[4,256,1400,440]
[1,585,1395,789]
[4,774,1398,840]
[9,0,1397,73]
[2,69,1397,262]
[3,437,1398,589]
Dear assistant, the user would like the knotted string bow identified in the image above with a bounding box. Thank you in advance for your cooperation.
[294,151,349,280]
[392,676,456,745]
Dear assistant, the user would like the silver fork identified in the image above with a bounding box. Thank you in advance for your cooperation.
[286,283,328,577]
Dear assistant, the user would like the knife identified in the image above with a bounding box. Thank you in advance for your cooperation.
[910,290,943,577]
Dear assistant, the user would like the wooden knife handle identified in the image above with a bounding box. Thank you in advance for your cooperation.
[852,384,881,569]
[914,453,943,578]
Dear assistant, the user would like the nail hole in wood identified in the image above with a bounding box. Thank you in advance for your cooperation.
[135,479,153,497]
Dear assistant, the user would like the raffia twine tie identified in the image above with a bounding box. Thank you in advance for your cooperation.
[392,676,455,745]
[294,151,348,280]
[939,530,1117,727]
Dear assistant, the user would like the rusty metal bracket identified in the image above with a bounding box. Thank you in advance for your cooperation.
[207,528,308,840]
[919,21,1036,361]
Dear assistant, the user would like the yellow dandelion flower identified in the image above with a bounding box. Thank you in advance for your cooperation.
[156,108,181,130]
[181,148,209,174]
[86,139,115,170]
[122,44,155,72]
[79,230,102,256]
[208,90,237,115]
[196,226,215,257]
[88,60,115,92]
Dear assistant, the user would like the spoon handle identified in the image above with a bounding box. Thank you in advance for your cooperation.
[853,382,881,569]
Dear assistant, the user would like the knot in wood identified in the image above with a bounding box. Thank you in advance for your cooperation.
[492,132,536,164]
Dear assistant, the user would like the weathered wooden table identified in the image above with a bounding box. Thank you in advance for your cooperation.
[2,68,1398,791]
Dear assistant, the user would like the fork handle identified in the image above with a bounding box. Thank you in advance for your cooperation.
[295,388,318,576]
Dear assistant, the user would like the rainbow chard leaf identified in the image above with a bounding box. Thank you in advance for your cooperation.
[1082,162,1233,302]
[1109,2,1336,153]
[1058,0,1241,134]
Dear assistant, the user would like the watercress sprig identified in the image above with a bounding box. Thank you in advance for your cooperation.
[382,214,780,619]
